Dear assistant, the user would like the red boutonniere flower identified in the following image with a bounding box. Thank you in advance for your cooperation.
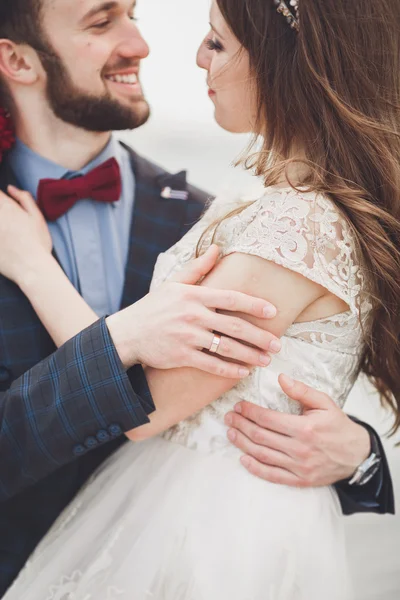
[0,108,15,162]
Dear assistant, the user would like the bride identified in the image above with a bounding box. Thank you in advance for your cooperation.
[2,0,400,598]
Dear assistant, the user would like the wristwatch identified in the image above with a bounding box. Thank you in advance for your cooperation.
[348,428,382,486]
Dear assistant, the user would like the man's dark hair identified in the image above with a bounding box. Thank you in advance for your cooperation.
[0,0,45,50]
[0,0,48,107]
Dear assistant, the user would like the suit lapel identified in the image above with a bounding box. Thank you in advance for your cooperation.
[120,146,190,309]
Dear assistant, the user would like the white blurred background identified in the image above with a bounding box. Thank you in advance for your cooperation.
[119,1,400,597]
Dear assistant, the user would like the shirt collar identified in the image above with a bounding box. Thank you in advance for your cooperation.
[8,134,122,200]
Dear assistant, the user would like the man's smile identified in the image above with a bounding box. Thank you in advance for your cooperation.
[104,68,143,96]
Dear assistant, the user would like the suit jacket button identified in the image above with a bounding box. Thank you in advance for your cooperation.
[73,444,86,456]
[108,424,122,437]
[0,367,11,383]
[84,436,98,449]
[96,430,110,443]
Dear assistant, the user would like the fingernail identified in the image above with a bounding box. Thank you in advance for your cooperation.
[234,403,242,414]
[263,304,277,318]
[259,354,271,366]
[225,413,233,426]
[240,456,251,469]
[239,368,250,378]
[269,340,282,353]
[281,374,294,388]
[227,429,236,442]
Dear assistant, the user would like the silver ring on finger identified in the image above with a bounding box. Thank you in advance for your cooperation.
[209,333,222,354]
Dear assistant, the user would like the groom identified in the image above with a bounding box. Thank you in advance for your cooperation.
[0,0,394,595]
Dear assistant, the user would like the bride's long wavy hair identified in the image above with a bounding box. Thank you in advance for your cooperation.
[201,0,400,433]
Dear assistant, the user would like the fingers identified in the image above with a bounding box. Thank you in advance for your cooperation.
[208,312,281,354]
[278,374,333,410]
[224,411,300,458]
[233,401,302,437]
[227,426,295,471]
[240,456,303,487]
[188,351,250,379]
[172,245,220,285]
[202,331,271,368]
[7,185,39,217]
[200,287,277,319]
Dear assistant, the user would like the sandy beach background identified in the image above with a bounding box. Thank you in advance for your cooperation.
[120,1,400,597]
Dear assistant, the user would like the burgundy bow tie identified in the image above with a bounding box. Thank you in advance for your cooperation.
[37,157,122,222]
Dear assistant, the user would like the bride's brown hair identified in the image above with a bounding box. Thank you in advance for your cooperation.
[205,0,400,432]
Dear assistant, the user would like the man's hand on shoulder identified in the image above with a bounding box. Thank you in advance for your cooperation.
[225,374,371,487]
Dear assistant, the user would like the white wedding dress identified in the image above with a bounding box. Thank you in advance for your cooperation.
[5,187,370,600]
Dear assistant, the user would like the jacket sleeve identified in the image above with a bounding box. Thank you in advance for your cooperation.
[333,417,395,515]
[0,318,154,501]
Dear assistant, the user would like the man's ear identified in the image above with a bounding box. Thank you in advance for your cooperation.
[0,39,41,87]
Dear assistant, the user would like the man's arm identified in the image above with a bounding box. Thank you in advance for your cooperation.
[0,248,279,500]
[225,376,395,515]
[335,417,394,515]
[0,318,153,501]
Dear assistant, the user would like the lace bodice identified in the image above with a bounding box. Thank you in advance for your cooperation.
[151,187,371,456]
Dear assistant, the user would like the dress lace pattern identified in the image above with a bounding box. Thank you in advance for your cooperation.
[151,187,371,451]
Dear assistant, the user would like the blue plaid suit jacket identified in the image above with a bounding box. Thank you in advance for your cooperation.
[0,144,394,596]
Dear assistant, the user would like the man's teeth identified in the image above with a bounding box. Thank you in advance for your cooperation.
[107,74,138,85]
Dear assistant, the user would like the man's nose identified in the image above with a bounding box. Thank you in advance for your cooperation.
[118,25,150,60]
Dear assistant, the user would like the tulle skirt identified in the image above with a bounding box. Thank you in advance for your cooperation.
[5,437,352,600]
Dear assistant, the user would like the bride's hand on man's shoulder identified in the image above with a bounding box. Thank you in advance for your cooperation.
[0,185,53,285]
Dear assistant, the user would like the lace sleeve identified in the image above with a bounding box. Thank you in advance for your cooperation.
[217,188,364,314]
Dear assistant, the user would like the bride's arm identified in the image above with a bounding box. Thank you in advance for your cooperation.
[19,254,99,347]
[0,187,99,347]
[125,252,329,441]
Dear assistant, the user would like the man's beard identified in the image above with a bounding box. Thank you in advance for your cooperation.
[39,48,150,132]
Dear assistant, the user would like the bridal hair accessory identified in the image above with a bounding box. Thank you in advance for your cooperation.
[0,108,15,162]
[273,0,300,32]
[209,334,222,354]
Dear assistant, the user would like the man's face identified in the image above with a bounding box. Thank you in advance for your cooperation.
[38,0,151,131]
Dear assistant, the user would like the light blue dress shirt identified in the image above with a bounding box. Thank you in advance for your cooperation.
[9,136,135,317]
